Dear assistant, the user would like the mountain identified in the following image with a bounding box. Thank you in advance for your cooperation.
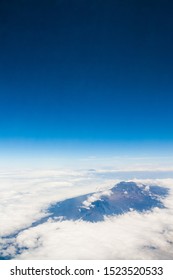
[46,181,169,222]
[0,181,169,260]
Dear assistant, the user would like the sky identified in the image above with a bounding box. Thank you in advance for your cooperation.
[1,1,173,261]
[0,0,173,165]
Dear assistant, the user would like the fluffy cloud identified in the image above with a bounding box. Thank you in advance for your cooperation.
[15,204,173,259]
[0,168,117,237]
[0,168,173,259]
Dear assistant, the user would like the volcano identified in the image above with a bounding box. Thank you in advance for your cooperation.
[45,181,169,222]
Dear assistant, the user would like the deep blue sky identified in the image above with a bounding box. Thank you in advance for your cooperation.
[0,0,173,155]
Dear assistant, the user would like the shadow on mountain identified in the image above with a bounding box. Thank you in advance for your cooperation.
[46,181,169,222]
[0,181,169,260]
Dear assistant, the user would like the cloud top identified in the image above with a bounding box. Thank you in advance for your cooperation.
[0,168,173,259]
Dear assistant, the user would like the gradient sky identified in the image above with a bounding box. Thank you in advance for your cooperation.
[0,0,173,164]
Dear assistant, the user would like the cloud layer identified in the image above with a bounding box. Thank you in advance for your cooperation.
[0,168,173,259]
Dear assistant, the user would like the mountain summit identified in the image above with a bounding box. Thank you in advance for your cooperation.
[47,181,169,222]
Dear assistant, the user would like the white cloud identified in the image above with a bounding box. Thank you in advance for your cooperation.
[0,168,117,236]
[82,190,113,209]
[15,204,173,260]
[0,168,173,259]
